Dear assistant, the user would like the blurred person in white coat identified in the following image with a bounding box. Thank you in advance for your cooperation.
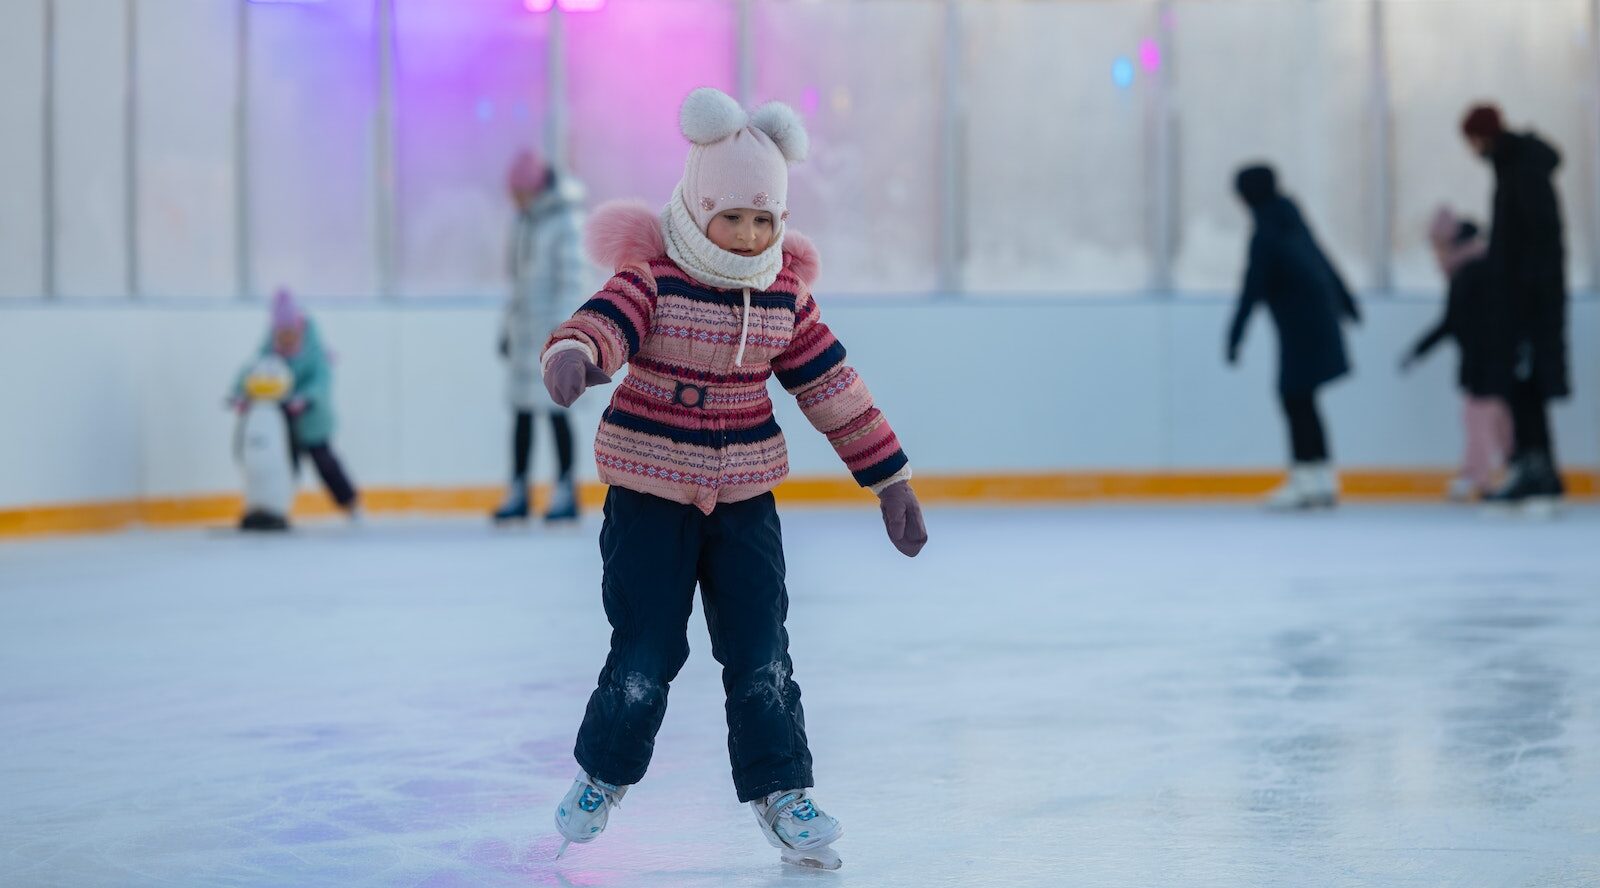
[493,149,590,523]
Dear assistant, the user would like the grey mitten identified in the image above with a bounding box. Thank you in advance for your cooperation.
[877,480,928,558]
[544,349,612,407]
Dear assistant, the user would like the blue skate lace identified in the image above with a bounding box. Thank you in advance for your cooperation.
[787,799,818,822]
[578,786,606,813]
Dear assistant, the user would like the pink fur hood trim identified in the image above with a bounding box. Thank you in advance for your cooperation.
[584,200,820,287]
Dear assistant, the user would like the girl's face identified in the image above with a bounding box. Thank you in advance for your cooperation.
[706,208,776,257]
[273,326,303,356]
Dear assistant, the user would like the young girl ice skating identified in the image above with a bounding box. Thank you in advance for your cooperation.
[540,88,927,870]
[231,288,361,520]
[1400,208,1513,501]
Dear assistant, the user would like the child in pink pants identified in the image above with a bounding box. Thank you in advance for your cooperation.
[1401,208,1514,500]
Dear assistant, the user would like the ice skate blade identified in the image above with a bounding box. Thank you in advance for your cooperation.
[1265,499,1329,513]
[556,839,571,859]
[1521,497,1562,520]
[782,846,841,870]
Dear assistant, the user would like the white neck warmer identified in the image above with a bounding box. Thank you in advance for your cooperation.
[661,183,786,293]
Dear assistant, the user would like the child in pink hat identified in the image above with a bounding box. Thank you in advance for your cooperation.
[1400,208,1512,500]
[231,288,361,519]
[541,88,926,870]
[492,148,591,524]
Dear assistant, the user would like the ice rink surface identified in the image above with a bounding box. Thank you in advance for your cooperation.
[3,504,1599,888]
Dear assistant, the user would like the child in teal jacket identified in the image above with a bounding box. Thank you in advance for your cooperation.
[233,289,361,518]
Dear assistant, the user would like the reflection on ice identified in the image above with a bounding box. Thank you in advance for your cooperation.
[3,505,1600,887]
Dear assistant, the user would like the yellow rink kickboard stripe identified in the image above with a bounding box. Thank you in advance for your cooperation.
[2,470,1594,539]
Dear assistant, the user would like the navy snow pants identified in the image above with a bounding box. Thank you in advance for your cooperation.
[573,486,813,802]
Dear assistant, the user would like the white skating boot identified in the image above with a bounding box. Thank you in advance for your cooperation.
[751,788,843,870]
[554,771,627,858]
[1445,475,1479,503]
[1311,463,1340,508]
[1265,463,1332,511]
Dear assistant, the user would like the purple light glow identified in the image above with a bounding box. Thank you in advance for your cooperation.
[564,0,736,206]
[1139,38,1162,72]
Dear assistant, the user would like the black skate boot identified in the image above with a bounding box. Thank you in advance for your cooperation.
[491,483,530,524]
[543,476,579,523]
[1483,452,1563,517]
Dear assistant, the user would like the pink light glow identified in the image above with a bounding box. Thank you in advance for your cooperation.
[1139,38,1162,72]
[524,0,607,10]
[800,86,820,117]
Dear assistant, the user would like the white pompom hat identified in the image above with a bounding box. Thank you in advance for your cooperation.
[675,87,808,232]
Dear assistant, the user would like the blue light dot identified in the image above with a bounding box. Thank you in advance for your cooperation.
[1112,57,1135,89]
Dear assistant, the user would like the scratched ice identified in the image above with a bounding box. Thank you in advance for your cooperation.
[4,506,1599,887]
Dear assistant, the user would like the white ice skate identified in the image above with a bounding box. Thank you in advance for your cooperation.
[1265,463,1335,511]
[751,789,843,870]
[1313,464,1340,507]
[1445,475,1480,503]
[554,771,627,858]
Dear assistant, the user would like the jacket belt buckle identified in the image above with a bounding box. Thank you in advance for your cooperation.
[673,381,709,409]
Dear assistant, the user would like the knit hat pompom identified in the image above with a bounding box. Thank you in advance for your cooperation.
[671,87,809,235]
[750,102,809,163]
[680,88,748,146]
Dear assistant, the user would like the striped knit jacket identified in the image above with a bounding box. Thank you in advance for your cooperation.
[541,202,910,515]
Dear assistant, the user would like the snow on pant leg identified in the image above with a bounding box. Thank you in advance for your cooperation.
[573,487,703,787]
[697,492,813,802]
[512,410,534,482]
[1461,396,1509,489]
[1279,391,1329,463]
[306,443,358,509]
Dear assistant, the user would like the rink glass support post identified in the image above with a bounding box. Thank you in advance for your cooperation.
[234,0,252,301]
[1590,0,1600,292]
[1148,0,1176,294]
[125,0,139,300]
[545,6,569,174]
[374,0,399,301]
[42,0,57,300]
[736,0,753,108]
[1367,0,1395,295]
[937,0,965,298]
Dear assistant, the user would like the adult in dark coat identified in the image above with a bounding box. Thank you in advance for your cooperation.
[1461,104,1570,506]
[1226,165,1361,509]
